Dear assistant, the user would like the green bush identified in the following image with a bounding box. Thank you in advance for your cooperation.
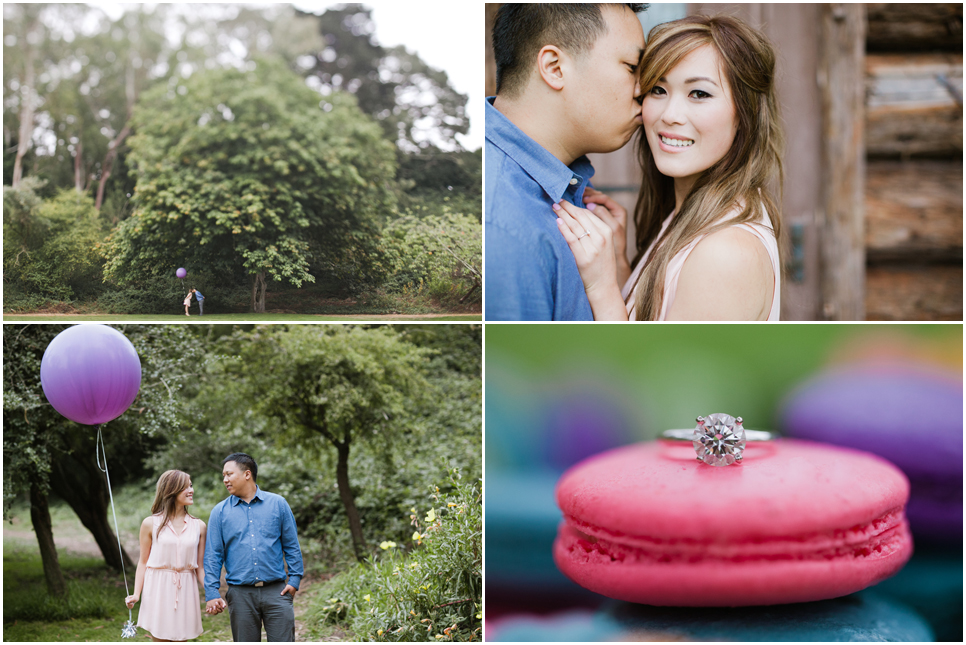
[3,182,106,303]
[382,209,481,307]
[310,468,482,641]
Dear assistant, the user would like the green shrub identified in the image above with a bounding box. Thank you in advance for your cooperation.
[311,468,482,641]
[382,209,481,307]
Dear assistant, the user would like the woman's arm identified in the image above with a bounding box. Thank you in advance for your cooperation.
[554,200,630,321]
[125,517,153,609]
[666,227,774,321]
[196,521,207,588]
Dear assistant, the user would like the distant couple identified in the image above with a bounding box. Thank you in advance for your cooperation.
[183,289,205,316]
[125,453,303,642]
[486,4,783,321]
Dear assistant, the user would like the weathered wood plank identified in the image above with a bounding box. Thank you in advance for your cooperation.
[866,3,963,51]
[818,4,866,320]
[865,161,963,261]
[866,265,963,320]
[485,3,500,97]
[866,54,963,158]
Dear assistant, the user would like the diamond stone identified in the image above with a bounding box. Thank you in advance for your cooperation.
[692,413,746,466]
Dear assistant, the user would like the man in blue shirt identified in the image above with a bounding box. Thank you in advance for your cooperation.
[191,288,205,315]
[486,4,647,320]
[204,453,303,642]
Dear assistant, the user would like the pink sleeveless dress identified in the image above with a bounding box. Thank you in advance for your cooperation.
[137,514,203,641]
[622,208,781,321]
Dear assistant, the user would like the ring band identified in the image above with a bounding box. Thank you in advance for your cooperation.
[661,428,775,442]
[660,413,777,467]
[577,231,590,240]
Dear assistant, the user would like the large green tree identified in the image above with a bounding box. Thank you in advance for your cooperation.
[102,56,396,313]
[214,325,431,560]
[3,324,204,589]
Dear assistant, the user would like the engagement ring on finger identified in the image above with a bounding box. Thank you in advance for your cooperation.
[577,231,590,240]
[661,413,776,467]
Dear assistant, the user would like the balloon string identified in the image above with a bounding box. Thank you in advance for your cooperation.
[96,424,133,625]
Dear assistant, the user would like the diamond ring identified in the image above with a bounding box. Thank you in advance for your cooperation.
[661,413,776,467]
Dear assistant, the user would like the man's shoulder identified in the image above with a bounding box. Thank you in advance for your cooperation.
[257,489,291,507]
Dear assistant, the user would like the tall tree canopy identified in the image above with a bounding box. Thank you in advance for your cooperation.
[213,325,432,560]
[102,56,397,312]
[300,4,469,152]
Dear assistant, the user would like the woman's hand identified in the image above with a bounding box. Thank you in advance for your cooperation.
[583,188,629,278]
[555,200,618,293]
[125,594,139,609]
[554,200,630,321]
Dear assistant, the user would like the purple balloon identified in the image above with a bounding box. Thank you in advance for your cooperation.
[176,267,187,279]
[40,325,142,425]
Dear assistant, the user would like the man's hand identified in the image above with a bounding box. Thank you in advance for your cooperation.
[280,584,297,598]
[205,598,227,615]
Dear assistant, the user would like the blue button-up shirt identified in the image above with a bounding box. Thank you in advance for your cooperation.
[204,486,303,601]
[485,97,594,321]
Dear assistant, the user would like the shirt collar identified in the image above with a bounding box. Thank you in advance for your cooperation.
[229,485,263,506]
[485,97,595,204]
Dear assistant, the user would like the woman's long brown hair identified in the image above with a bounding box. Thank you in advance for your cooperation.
[151,470,193,535]
[630,15,784,320]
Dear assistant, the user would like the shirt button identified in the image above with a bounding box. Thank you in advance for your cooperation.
[569,178,578,185]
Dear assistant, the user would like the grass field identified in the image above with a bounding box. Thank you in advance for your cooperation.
[3,313,481,322]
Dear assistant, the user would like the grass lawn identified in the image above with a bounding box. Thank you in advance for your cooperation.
[3,313,481,322]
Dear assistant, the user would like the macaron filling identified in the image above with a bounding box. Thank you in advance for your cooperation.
[560,506,909,565]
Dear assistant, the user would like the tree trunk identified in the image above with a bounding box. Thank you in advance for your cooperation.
[95,61,136,210]
[251,271,268,313]
[334,442,367,561]
[29,481,68,597]
[12,16,39,187]
[458,281,479,304]
[74,137,86,193]
[47,451,134,572]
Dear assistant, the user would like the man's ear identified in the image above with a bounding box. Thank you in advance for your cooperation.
[536,45,567,91]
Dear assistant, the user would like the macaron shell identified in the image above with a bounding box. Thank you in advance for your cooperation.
[554,439,913,606]
[554,521,912,606]
[556,439,909,541]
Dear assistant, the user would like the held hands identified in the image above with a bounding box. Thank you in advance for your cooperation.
[205,598,227,615]
[124,594,139,609]
[554,200,619,296]
[583,188,629,271]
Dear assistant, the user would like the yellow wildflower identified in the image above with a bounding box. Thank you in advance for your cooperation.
[379,541,397,550]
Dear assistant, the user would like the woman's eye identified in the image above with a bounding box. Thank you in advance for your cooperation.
[690,89,712,99]
[649,86,666,96]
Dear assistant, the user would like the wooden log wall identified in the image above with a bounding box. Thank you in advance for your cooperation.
[863,3,963,320]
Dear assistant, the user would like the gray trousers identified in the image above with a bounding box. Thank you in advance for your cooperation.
[197,299,204,315]
[224,581,295,642]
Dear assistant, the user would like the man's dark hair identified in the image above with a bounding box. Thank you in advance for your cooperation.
[493,3,648,97]
[223,452,257,482]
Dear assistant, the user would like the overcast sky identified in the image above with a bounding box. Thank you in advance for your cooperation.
[93,2,483,151]
[295,1,482,151]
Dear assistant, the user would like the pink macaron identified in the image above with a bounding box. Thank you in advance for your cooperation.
[553,439,913,606]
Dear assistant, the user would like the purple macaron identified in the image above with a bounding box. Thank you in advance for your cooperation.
[780,361,963,543]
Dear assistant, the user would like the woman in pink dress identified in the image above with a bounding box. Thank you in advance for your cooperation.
[126,470,207,641]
